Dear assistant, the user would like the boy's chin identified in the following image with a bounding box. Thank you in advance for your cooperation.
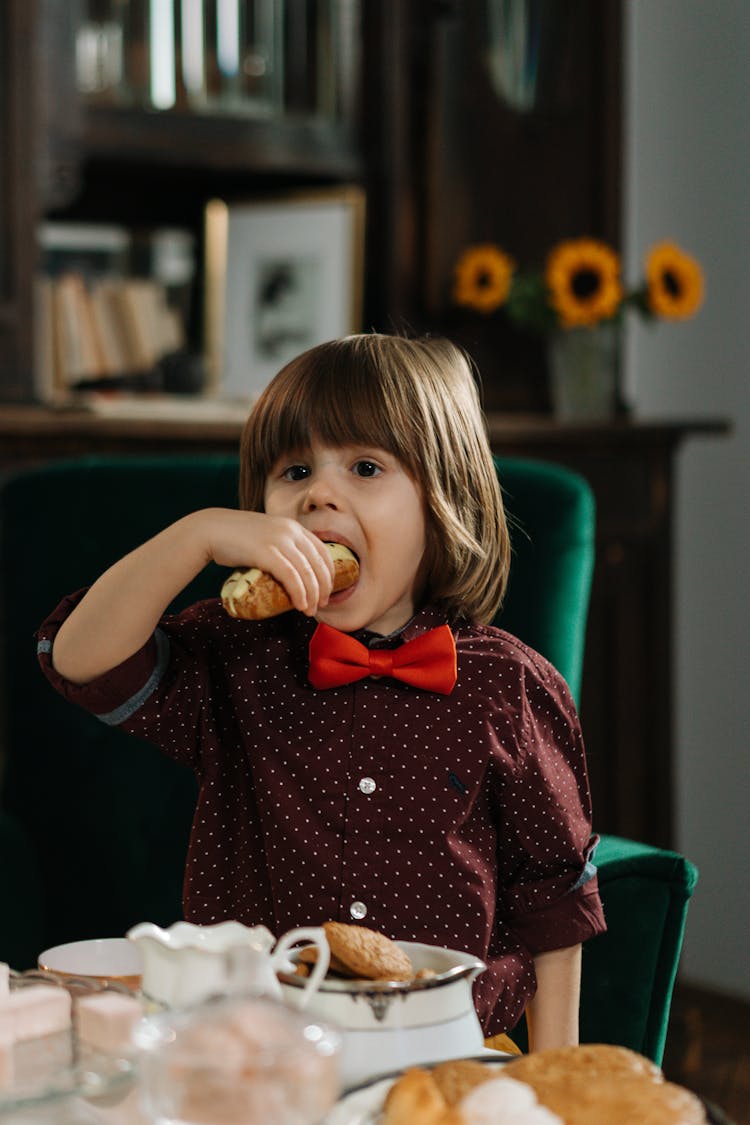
[315,604,414,637]
[314,606,369,634]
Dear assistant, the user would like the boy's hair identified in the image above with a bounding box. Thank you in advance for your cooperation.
[239,333,510,624]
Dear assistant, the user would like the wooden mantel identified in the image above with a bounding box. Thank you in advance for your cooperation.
[0,402,728,464]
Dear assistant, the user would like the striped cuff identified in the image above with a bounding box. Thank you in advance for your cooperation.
[94,628,171,725]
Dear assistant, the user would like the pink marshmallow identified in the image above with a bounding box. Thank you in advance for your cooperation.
[76,992,143,1052]
[6,985,71,1041]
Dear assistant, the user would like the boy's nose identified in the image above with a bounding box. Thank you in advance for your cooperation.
[302,478,340,511]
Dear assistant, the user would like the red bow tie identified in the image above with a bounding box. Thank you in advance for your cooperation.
[308,623,457,694]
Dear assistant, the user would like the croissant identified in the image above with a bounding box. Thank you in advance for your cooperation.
[221,542,359,620]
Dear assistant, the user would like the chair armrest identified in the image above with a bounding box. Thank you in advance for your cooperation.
[581,833,699,1064]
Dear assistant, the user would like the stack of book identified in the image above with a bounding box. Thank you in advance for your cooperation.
[34,223,194,403]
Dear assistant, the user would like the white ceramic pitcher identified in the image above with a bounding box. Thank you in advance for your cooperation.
[126,920,329,1009]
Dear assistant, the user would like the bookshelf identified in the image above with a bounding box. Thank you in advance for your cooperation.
[1,1,624,410]
[0,0,365,405]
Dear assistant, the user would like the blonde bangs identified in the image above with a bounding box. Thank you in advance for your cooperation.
[240,337,432,509]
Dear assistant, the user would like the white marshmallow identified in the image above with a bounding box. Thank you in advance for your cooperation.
[459,1075,564,1125]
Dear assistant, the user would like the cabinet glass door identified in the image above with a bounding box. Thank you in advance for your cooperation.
[75,0,359,122]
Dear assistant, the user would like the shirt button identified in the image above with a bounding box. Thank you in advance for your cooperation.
[350,900,368,920]
[358,777,376,795]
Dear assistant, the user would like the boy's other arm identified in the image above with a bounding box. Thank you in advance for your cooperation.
[51,508,334,685]
[525,943,582,1052]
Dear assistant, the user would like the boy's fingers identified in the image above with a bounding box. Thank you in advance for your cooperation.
[307,538,335,603]
[285,544,327,615]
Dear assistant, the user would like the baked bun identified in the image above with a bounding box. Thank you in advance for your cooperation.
[221,542,359,620]
[502,1043,662,1087]
[382,1068,449,1125]
[380,1046,707,1125]
[503,1045,705,1125]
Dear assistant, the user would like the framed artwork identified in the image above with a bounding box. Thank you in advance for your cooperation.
[204,186,366,397]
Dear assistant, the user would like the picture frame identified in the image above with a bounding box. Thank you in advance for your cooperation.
[204,186,366,397]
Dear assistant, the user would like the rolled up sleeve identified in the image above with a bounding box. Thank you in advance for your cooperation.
[36,590,164,720]
[495,665,607,954]
[36,590,210,770]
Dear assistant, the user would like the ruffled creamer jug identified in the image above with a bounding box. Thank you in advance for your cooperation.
[126,920,329,1009]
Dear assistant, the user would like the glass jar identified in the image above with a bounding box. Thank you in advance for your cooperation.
[134,993,341,1125]
[547,322,620,420]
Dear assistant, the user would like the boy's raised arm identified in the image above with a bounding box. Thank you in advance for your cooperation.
[51,508,335,685]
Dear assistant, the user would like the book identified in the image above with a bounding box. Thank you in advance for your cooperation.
[33,275,62,402]
[53,273,100,385]
[88,280,134,376]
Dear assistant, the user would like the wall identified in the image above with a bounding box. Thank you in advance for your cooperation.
[623,0,750,999]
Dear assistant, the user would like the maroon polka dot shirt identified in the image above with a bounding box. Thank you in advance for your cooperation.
[38,595,606,1035]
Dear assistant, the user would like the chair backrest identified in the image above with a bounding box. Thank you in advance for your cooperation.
[492,456,595,704]
[0,454,595,967]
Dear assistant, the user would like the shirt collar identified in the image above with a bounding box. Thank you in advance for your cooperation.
[283,603,453,651]
[354,604,451,648]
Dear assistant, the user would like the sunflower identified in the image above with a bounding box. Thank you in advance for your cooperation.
[453,244,516,313]
[645,242,704,319]
[545,239,623,328]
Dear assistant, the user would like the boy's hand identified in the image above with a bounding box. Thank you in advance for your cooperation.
[200,509,335,616]
[51,507,335,686]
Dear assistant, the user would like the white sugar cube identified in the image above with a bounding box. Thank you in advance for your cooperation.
[76,992,142,1052]
[7,985,71,1041]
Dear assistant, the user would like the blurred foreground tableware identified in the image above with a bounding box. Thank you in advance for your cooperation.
[1,971,138,1117]
[38,938,142,992]
[280,941,489,1088]
[134,993,341,1125]
[126,920,329,1008]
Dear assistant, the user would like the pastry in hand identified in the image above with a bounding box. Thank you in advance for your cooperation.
[221,542,359,620]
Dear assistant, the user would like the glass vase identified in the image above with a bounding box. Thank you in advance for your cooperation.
[548,322,620,420]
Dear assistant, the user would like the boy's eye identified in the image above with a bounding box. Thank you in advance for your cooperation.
[352,460,381,477]
[282,464,311,481]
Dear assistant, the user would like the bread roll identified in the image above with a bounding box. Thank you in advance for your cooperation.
[381,1046,708,1125]
[221,542,359,620]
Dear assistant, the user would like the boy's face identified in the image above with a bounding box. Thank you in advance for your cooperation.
[264,442,427,635]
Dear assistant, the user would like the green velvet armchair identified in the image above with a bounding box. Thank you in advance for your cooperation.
[487,457,698,1065]
[0,454,696,1064]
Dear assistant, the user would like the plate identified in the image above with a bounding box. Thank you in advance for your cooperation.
[324,1055,511,1124]
[2,971,137,1113]
[322,1055,732,1125]
[324,1076,394,1125]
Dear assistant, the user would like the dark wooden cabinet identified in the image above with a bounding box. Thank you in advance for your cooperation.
[0,1,367,403]
[0,4,38,400]
[1,1,623,410]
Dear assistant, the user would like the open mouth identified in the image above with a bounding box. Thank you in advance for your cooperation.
[323,539,360,565]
